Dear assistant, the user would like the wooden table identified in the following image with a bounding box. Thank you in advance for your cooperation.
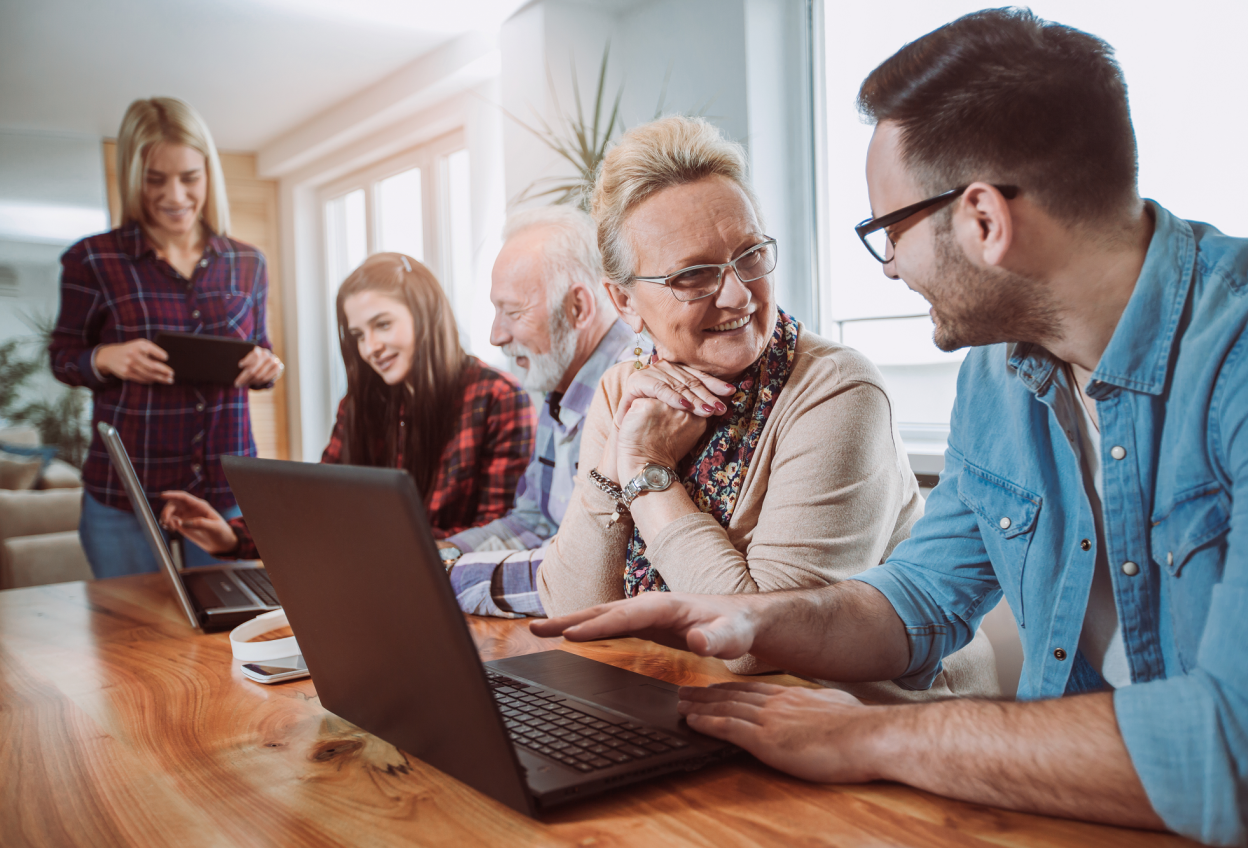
[0,576,1195,848]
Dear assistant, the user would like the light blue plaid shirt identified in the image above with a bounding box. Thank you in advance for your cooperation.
[449,319,634,617]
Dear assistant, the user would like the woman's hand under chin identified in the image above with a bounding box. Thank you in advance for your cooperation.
[615,361,735,424]
[614,397,708,484]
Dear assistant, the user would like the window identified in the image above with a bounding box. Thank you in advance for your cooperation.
[320,131,470,404]
[820,0,1248,470]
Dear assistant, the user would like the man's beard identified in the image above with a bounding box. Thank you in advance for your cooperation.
[503,310,578,393]
[925,227,1061,352]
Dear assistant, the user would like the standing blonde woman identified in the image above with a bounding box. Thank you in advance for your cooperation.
[50,97,282,578]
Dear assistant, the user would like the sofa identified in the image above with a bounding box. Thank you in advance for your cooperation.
[0,426,92,589]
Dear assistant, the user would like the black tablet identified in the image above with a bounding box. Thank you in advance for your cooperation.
[153,331,257,386]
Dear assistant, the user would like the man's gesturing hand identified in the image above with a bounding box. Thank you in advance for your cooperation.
[677,681,880,784]
[530,592,758,659]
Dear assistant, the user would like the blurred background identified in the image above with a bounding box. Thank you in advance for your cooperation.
[1,0,1245,471]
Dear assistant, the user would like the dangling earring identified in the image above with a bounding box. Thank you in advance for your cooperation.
[633,330,647,370]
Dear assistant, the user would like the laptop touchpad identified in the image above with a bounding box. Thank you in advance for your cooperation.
[589,683,682,729]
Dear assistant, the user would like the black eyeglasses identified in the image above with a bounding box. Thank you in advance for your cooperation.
[854,185,1019,264]
[630,237,778,302]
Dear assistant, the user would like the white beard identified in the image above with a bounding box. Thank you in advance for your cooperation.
[503,322,578,393]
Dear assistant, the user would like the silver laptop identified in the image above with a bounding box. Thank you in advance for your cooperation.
[97,421,280,631]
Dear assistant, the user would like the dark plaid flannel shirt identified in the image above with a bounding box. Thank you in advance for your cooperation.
[50,223,271,514]
[227,356,536,559]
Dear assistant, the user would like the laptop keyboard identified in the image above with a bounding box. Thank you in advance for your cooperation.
[486,671,690,773]
[235,568,279,607]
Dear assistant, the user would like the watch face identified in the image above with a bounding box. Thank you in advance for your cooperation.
[642,465,673,489]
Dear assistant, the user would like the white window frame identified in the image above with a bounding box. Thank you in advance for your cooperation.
[316,129,468,407]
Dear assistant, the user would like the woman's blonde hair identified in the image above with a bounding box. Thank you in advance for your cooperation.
[116,97,230,235]
[590,116,763,287]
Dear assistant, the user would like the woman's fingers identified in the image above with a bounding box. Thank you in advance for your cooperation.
[617,364,729,422]
[651,362,730,413]
[137,340,169,361]
[235,348,280,387]
[672,363,735,397]
[159,490,215,520]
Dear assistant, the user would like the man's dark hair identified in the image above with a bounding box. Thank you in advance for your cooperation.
[858,7,1138,224]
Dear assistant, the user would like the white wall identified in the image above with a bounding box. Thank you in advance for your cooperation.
[260,34,506,461]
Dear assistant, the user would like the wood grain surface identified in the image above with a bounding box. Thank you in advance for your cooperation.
[0,576,1196,848]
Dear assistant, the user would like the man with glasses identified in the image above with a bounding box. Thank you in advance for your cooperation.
[533,9,1248,845]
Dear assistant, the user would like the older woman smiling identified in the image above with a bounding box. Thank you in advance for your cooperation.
[536,117,997,698]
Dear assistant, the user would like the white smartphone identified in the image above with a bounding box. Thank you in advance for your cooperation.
[241,654,310,685]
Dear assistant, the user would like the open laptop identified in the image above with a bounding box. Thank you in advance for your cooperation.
[97,422,280,631]
[220,455,737,815]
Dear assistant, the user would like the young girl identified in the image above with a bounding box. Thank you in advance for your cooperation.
[161,253,535,557]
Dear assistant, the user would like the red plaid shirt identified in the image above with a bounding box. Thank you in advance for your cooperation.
[50,223,272,513]
[228,357,535,558]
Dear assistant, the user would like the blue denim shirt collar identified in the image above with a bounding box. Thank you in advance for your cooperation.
[1007,202,1195,400]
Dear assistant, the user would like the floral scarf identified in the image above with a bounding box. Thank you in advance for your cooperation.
[623,308,799,596]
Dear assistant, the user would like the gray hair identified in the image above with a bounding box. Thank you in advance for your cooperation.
[501,205,611,320]
[590,116,764,288]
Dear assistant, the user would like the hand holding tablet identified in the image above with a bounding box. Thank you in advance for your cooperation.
[152,331,281,387]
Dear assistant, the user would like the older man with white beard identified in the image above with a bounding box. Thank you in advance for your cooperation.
[442,205,633,616]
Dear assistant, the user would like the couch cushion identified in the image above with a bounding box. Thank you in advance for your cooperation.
[1,531,93,589]
[38,459,83,489]
[0,450,42,490]
[0,489,83,542]
[0,426,40,448]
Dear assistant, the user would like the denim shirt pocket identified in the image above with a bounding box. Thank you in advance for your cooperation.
[1150,483,1230,670]
[1150,483,1231,578]
[957,464,1042,626]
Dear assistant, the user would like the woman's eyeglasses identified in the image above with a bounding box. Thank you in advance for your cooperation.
[630,238,778,302]
[855,185,1018,264]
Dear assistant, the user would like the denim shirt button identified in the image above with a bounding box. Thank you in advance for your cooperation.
[999,516,1012,530]
[1167,551,1174,566]
[1111,445,1127,460]
[1080,539,1092,551]
[1054,648,1067,661]
[1122,561,1140,576]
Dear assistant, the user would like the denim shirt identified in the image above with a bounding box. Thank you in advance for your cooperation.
[852,202,1248,846]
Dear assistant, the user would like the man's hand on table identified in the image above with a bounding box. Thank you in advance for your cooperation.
[530,592,760,658]
[533,593,881,783]
[533,592,1167,834]
[676,681,880,783]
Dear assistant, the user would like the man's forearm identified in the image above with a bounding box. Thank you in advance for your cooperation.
[746,580,911,682]
[865,692,1165,830]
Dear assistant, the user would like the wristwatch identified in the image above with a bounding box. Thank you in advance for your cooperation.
[621,463,678,508]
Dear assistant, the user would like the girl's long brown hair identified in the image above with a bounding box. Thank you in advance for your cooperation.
[335,253,467,498]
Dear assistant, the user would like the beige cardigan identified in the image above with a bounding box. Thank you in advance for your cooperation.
[537,325,998,702]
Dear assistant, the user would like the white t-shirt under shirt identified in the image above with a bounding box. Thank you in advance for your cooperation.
[1067,374,1132,689]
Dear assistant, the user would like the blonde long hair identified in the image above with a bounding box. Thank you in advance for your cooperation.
[116,97,230,236]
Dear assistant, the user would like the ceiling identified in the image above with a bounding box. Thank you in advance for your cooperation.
[0,0,530,151]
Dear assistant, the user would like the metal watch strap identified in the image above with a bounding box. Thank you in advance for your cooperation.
[620,464,677,509]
